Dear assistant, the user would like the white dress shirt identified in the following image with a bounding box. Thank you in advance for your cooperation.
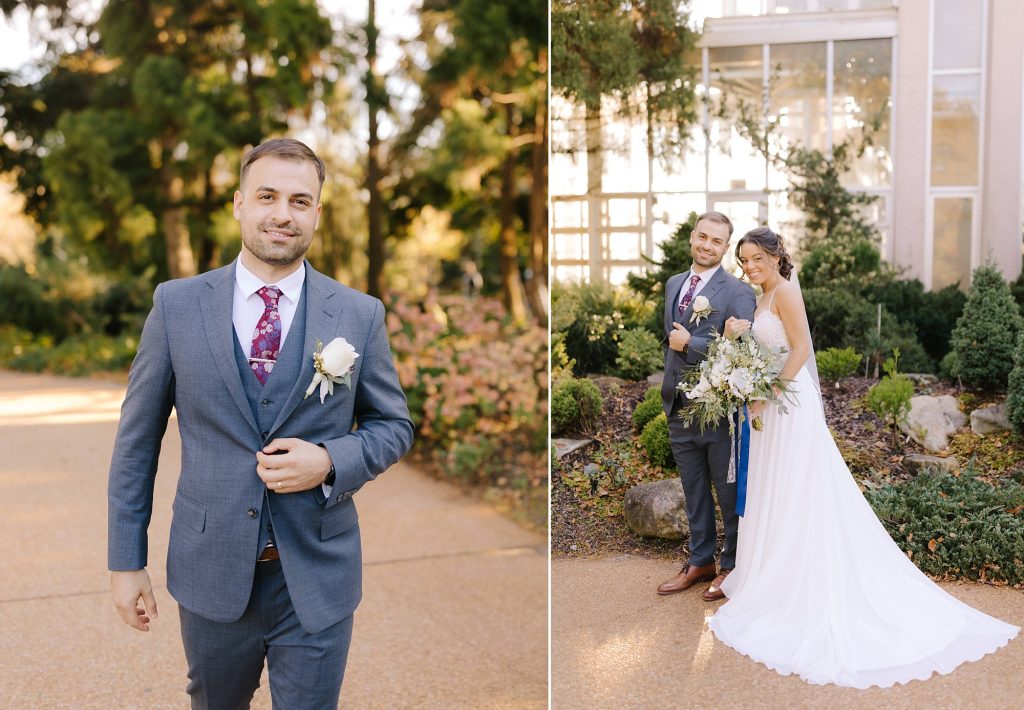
[677,264,721,312]
[232,258,332,496]
[233,258,305,356]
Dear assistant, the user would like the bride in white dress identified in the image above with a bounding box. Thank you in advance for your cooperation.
[707,226,1019,688]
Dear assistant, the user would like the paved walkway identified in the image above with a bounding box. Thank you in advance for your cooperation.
[552,556,1024,709]
[0,371,547,709]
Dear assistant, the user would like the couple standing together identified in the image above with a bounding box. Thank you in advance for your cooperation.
[657,211,1019,688]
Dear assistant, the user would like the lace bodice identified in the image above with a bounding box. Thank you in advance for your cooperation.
[752,310,790,366]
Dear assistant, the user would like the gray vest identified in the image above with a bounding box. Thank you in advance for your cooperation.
[233,283,308,553]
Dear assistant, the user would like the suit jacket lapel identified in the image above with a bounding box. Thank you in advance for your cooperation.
[199,262,260,435]
[269,262,343,435]
[699,268,727,309]
[665,272,688,332]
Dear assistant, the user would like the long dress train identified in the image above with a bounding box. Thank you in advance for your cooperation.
[707,310,1019,688]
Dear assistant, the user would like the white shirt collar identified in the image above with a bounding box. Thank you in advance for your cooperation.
[235,258,306,303]
[688,263,721,283]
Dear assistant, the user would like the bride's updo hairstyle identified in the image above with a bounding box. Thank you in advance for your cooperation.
[736,226,794,280]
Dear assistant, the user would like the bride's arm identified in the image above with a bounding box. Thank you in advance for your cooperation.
[775,282,813,382]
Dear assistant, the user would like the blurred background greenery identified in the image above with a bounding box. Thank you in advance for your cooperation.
[0,0,547,529]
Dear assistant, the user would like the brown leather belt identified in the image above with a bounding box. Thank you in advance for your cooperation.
[257,545,280,562]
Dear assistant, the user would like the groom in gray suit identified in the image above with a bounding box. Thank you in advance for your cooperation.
[656,211,755,602]
[108,138,414,708]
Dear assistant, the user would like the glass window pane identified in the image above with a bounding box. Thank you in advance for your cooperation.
[772,0,810,13]
[769,42,828,154]
[931,74,981,186]
[933,197,972,290]
[554,265,587,284]
[554,232,588,262]
[552,200,587,229]
[709,46,766,191]
[933,0,983,71]
[834,39,893,187]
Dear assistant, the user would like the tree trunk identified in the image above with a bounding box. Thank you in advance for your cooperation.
[585,99,603,283]
[365,0,385,299]
[525,63,548,325]
[500,102,528,323]
[196,168,220,272]
[160,147,195,279]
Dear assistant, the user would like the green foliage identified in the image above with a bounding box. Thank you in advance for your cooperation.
[0,325,138,376]
[632,386,663,433]
[866,469,1024,585]
[950,264,1024,391]
[816,347,862,381]
[627,213,696,334]
[552,0,699,164]
[866,349,914,445]
[552,281,651,375]
[1006,332,1024,432]
[552,377,604,435]
[938,350,958,382]
[639,412,674,468]
[551,331,576,384]
[866,278,966,364]
[615,327,663,381]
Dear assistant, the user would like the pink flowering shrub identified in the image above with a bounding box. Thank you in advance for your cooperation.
[387,293,548,492]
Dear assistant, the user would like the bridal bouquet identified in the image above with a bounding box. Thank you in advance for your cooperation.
[677,331,790,433]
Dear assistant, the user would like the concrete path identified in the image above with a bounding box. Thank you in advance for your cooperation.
[0,371,547,709]
[552,556,1024,709]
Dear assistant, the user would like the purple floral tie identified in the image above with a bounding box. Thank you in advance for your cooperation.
[249,286,282,385]
[678,274,701,316]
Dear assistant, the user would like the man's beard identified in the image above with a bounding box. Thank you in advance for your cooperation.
[242,222,311,266]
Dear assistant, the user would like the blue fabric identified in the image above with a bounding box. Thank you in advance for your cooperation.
[179,559,353,709]
[734,406,751,517]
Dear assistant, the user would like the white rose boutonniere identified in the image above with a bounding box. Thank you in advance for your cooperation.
[304,337,359,403]
[689,295,714,326]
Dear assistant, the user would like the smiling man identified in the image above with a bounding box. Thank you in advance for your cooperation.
[656,211,756,602]
[107,138,414,708]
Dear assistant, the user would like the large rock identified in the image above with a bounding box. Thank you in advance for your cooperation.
[647,371,665,387]
[623,479,688,539]
[903,454,959,475]
[971,403,1013,436]
[899,395,967,452]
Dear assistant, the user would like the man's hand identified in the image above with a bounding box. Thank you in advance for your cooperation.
[111,569,158,632]
[256,438,333,494]
[668,322,691,352]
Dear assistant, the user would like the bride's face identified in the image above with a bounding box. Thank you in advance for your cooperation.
[737,242,780,286]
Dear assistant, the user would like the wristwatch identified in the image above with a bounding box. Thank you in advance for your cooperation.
[324,463,336,486]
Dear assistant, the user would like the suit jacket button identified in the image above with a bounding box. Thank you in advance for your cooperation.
[247,508,258,518]
[261,431,269,438]
[336,494,344,502]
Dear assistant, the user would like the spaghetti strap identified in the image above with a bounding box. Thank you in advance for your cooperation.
[766,286,777,312]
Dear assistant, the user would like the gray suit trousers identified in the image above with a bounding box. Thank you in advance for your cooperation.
[179,559,353,710]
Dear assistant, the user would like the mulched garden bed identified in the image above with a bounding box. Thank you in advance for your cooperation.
[552,375,1024,559]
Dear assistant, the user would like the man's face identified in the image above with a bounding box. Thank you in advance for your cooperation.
[233,156,322,268]
[689,218,731,269]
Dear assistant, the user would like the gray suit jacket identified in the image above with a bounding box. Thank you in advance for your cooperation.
[107,261,414,633]
[660,267,756,421]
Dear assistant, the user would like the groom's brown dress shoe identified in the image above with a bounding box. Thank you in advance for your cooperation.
[657,562,717,595]
[702,569,732,601]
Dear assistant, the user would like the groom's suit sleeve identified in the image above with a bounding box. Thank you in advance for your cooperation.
[320,299,414,507]
[107,284,175,571]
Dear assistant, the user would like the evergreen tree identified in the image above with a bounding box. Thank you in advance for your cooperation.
[627,211,696,334]
[1005,331,1024,431]
[950,264,1024,391]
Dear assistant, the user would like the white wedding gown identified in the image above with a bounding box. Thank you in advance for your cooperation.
[707,309,1020,688]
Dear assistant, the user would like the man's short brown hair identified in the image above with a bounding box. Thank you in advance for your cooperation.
[693,210,734,238]
[239,138,326,194]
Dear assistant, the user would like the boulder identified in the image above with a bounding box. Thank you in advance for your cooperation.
[905,373,939,387]
[903,454,959,475]
[899,395,967,452]
[970,403,1013,436]
[647,371,665,387]
[623,479,688,539]
[552,438,595,459]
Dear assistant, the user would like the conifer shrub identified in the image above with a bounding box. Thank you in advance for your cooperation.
[866,349,914,445]
[816,347,862,382]
[865,468,1024,585]
[552,378,603,435]
[615,327,663,380]
[1006,331,1024,432]
[950,264,1024,390]
[632,386,663,433]
[639,413,674,468]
